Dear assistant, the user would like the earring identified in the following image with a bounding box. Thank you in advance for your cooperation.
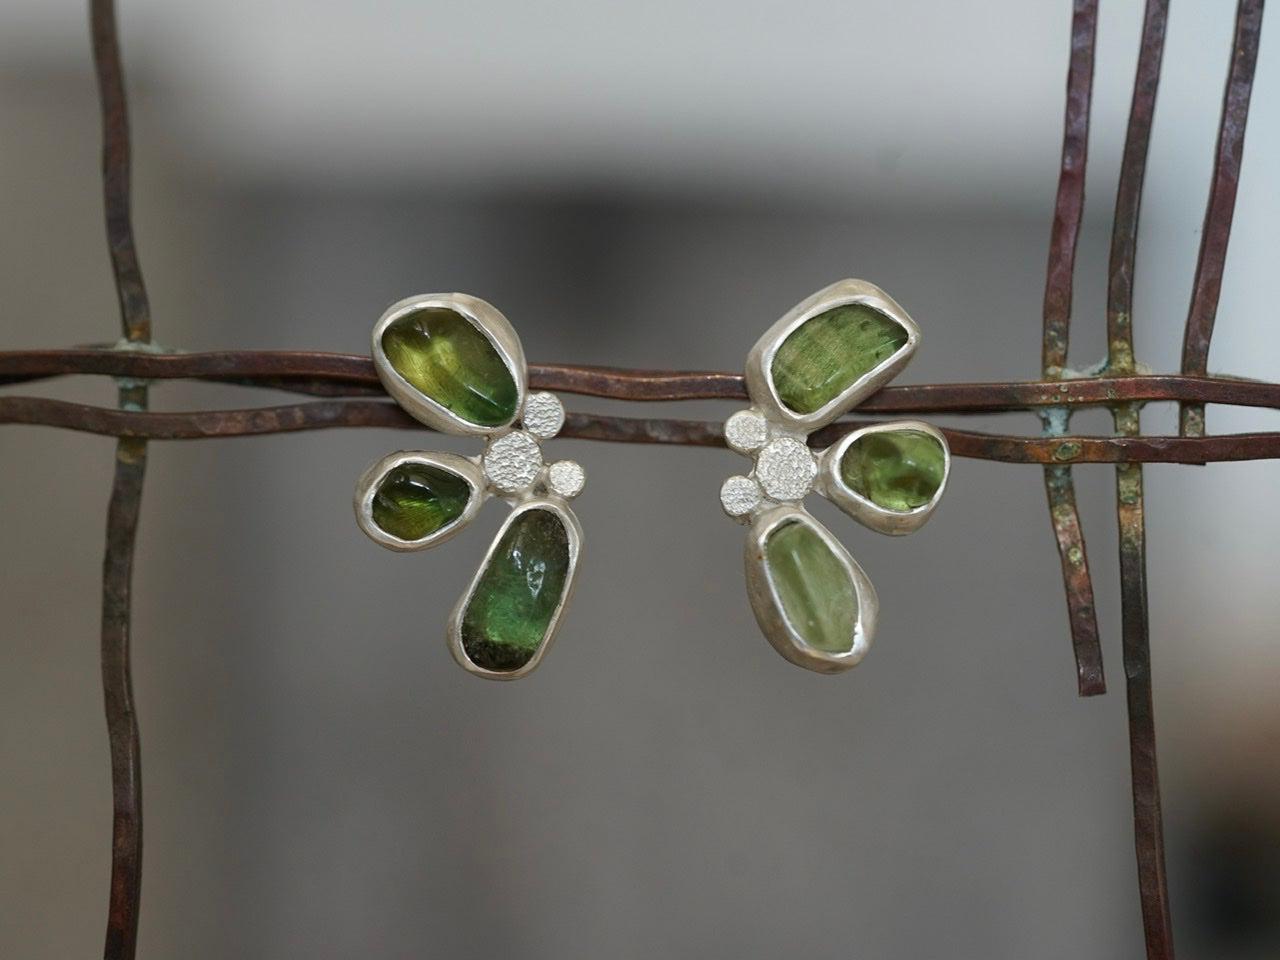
[355,293,585,680]
[719,279,950,674]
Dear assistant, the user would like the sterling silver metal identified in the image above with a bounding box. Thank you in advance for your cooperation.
[356,293,585,680]
[722,279,948,674]
[446,498,583,681]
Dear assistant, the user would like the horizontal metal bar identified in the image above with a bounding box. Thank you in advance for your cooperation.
[4,394,1280,465]
[3,349,1280,414]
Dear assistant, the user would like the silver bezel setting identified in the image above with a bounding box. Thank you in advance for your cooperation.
[817,420,951,536]
[358,293,585,680]
[353,450,485,552]
[446,498,583,681]
[745,278,920,433]
[722,279,947,674]
[371,292,528,438]
[744,506,878,674]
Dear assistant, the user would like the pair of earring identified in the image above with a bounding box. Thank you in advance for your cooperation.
[354,280,949,680]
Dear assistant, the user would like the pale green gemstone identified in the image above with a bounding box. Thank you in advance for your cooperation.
[381,307,518,427]
[461,510,571,672]
[840,430,945,512]
[764,521,857,653]
[771,303,908,415]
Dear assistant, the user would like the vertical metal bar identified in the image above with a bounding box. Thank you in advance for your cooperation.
[100,432,147,960]
[1179,0,1265,437]
[90,0,152,957]
[1042,0,1105,697]
[1106,0,1174,956]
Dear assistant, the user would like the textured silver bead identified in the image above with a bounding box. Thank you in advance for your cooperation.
[720,475,762,518]
[755,437,817,501]
[724,409,770,453]
[522,391,566,440]
[547,459,586,499]
[483,430,543,493]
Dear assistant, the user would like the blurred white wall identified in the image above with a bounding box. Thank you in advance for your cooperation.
[0,1,1274,209]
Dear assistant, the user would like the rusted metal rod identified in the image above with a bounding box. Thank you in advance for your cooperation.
[1040,0,1104,698]
[1179,0,1265,437]
[5,394,1280,466]
[5,348,1280,413]
[91,0,149,957]
[1107,0,1174,955]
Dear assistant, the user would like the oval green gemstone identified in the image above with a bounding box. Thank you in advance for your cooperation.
[840,430,945,512]
[381,307,519,427]
[462,509,571,672]
[770,303,908,415]
[764,521,857,653]
[372,462,472,541]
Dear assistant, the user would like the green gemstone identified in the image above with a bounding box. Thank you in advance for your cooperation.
[372,462,472,541]
[462,509,571,672]
[840,430,945,512]
[770,303,908,415]
[381,307,518,427]
[764,521,857,654]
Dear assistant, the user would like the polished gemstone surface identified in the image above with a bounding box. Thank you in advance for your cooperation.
[770,303,908,415]
[840,430,945,512]
[381,307,518,427]
[461,509,571,672]
[764,520,857,653]
[371,462,471,541]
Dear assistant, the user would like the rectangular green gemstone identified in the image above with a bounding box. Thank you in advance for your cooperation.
[770,303,908,415]
[461,509,571,672]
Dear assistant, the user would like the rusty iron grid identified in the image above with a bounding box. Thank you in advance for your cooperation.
[0,1,1269,958]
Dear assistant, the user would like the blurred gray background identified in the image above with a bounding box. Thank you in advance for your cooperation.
[1,1,1278,957]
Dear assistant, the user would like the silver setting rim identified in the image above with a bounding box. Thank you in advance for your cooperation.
[744,278,920,433]
[353,450,486,552]
[817,420,951,536]
[743,505,878,675]
[722,278,943,674]
[446,498,583,681]
[358,293,585,680]
[370,292,528,438]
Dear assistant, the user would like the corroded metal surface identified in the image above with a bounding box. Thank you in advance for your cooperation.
[8,348,1280,413]
[1041,0,1096,379]
[1179,0,1265,437]
[91,1,149,957]
[1044,465,1103,693]
[7,395,1280,466]
[1040,0,1104,698]
[1107,0,1173,955]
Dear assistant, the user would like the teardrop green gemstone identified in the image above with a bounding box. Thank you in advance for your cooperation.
[840,430,945,512]
[462,509,571,672]
[770,303,908,415]
[381,307,519,427]
[764,521,857,653]
[372,462,472,541]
